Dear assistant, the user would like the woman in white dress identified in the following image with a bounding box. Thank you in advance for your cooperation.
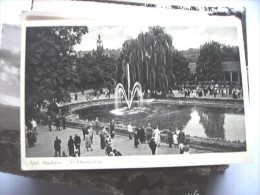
[153,126,161,147]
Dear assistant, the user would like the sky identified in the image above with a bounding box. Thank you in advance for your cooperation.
[74,25,239,52]
[0,0,31,106]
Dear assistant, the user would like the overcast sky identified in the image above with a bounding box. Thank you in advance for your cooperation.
[0,0,30,106]
[74,25,238,51]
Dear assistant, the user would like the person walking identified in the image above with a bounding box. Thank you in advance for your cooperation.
[31,118,37,135]
[54,136,62,157]
[47,116,52,131]
[55,115,61,131]
[74,134,81,156]
[146,123,153,143]
[100,127,107,150]
[67,136,75,156]
[88,123,94,143]
[173,131,179,148]
[85,131,93,151]
[149,137,157,155]
[82,120,89,140]
[134,129,139,148]
[162,129,173,148]
[139,125,146,144]
[62,114,66,129]
[95,117,100,135]
[110,119,115,138]
[178,130,185,144]
[153,126,161,147]
[27,129,35,147]
[127,122,134,140]
[105,134,112,155]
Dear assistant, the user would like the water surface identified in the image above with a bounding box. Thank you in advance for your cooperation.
[74,103,245,142]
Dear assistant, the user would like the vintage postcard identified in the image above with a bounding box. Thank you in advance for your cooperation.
[20,3,251,170]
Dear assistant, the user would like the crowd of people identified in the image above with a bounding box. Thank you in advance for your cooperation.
[51,118,122,157]
[26,109,67,148]
[26,118,38,147]
[127,122,190,155]
[179,84,242,99]
[26,113,190,156]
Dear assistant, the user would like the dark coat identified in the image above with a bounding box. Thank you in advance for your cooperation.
[100,133,106,149]
[54,139,61,150]
[149,139,157,151]
[178,131,185,143]
[68,138,74,155]
[74,135,81,146]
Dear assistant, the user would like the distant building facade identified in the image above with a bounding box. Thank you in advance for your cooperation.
[77,34,121,59]
[188,61,242,85]
[221,61,242,84]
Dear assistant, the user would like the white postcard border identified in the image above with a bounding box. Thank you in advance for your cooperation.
[20,7,251,170]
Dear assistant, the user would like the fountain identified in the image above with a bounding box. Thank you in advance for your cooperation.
[115,63,143,110]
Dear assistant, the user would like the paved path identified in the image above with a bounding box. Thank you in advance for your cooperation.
[26,125,205,158]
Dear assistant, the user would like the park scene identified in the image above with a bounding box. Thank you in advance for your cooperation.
[24,25,246,158]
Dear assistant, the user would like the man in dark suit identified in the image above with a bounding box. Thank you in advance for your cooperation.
[54,136,62,157]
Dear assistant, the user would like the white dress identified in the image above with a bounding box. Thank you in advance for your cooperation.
[153,128,161,146]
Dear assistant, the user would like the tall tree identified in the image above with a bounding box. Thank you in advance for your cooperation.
[196,41,223,82]
[120,26,190,94]
[25,26,88,114]
[76,51,118,92]
[221,45,240,61]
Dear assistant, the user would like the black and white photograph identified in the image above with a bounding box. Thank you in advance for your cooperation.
[1,1,259,194]
[20,6,250,170]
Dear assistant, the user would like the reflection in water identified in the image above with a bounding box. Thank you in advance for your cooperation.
[184,111,207,138]
[74,103,245,142]
[197,107,225,140]
[224,114,246,142]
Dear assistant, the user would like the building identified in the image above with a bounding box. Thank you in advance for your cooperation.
[221,61,242,84]
[77,34,121,59]
[96,34,104,53]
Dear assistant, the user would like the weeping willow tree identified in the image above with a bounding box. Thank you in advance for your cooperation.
[119,26,191,94]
